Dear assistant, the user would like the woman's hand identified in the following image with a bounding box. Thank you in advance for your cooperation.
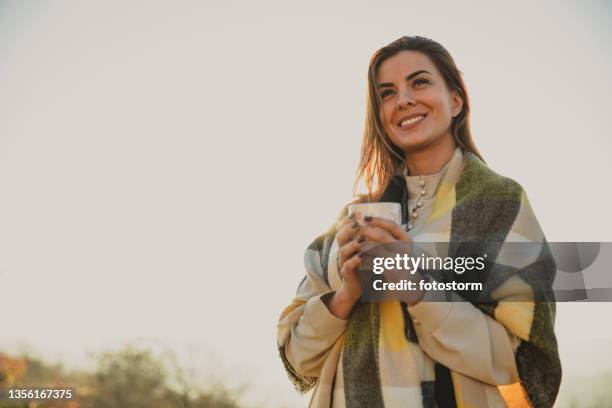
[335,212,367,302]
[359,216,411,244]
[323,212,367,319]
[359,216,425,306]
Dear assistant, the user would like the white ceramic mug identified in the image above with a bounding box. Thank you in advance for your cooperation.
[348,202,402,224]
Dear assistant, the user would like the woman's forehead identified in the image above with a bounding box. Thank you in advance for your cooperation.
[377,51,437,80]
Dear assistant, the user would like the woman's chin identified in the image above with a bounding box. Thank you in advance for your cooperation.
[390,131,433,152]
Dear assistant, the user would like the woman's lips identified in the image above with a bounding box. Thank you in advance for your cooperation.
[396,114,427,131]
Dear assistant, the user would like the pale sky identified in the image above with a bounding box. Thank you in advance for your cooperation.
[0,1,611,407]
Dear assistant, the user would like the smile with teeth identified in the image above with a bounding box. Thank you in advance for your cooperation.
[399,115,426,128]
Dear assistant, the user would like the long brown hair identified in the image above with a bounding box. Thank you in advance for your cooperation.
[354,36,484,201]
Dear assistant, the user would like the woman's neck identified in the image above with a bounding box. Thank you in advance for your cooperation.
[404,137,457,176]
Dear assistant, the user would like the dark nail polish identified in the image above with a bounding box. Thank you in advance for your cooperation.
[364,216,373,222]
[358,236,366,243]
[352,221,359,229]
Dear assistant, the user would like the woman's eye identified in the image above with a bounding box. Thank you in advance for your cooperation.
[414,78,430,87]
[380,89,394,98]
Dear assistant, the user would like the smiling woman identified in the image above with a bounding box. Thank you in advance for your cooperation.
[357,36,483,202]
[276,36,561,408]
[376,52,464,171]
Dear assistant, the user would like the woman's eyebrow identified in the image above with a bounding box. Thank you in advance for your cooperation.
[376,70,431,88]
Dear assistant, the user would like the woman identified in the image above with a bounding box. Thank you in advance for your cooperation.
[276,36,560,408]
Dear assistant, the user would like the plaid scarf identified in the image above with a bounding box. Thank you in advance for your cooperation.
[277,150,561,407]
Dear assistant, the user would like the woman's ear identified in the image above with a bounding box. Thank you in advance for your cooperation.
[451,90,463,118]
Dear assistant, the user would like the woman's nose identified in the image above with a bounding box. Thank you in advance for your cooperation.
[396,91,416,110]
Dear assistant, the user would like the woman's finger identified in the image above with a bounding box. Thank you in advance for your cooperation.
[337,212,357,229]
[359,224,396,244]
[338,236,365,266]
[336,214,363,245]
[341,252,362,277]
[364,216,411,242]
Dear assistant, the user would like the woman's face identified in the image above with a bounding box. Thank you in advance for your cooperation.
[376,50,463,154]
